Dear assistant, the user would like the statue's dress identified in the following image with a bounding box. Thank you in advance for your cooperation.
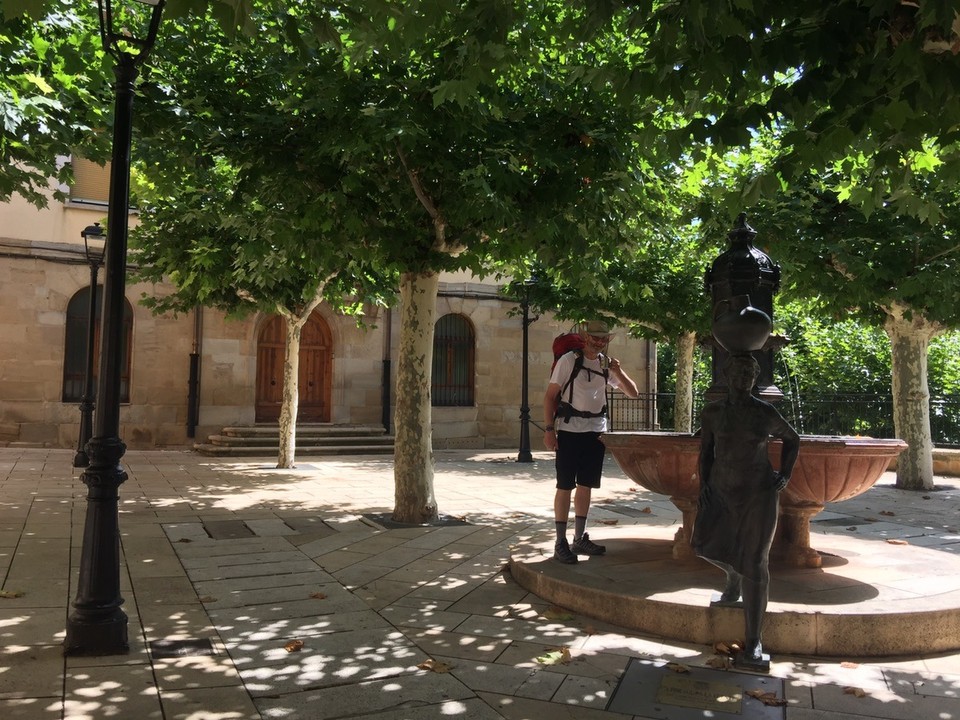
[691,402,782,579]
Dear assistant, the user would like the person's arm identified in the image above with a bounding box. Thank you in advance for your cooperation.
[543,382,561,450]
[767,407,800,490]
[607,357,639,398]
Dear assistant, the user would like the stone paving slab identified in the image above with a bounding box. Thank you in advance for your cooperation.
[4,448,960,720]
[252,672,475,719]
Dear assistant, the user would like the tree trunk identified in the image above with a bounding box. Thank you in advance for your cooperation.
[275,285,327,469]
[392,270,440,523]
[884,303,940,490]
[673,331,696,433]
[277,317,302,469]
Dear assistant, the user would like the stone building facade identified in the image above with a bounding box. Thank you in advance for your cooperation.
[0,188,655,451]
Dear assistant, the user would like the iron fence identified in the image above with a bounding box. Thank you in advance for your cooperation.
[606,391,960,448]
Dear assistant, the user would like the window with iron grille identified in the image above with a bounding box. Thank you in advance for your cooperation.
[62,286,133,403]
[432,313,475,406]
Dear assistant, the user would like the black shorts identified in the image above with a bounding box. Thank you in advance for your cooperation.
[555,430,605,490]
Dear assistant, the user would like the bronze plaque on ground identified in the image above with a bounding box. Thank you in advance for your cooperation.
[607,658,786,719]
[656,672,743,713]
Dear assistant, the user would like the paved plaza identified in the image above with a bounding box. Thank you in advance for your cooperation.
[2,446,960,719]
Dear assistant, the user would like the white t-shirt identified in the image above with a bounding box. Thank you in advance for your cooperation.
[549,351,622,433]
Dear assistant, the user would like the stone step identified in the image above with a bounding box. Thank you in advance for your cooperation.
[205,434,393,447]
[220,424,388,439]
[193,443,395,457]
[194,424,394,457]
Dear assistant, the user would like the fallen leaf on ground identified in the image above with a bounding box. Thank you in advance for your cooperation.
[628,487,637,492]
[923,495,932,500]
[666,663,691,673]
[418,659,452,673]
[598,519,619,525]
[175,538,193,543]
[198,595,216,603]
[536,647,572,665]
[745,689,787,706]
[840,661,860,669]
[866,517,879,522]
[706,655,732,669]
[886,539,909,545]
[309,592,327,599]
[713,642,733,655]
[843,686,868,698]
[846,526,858,531]
[0,590,23,599]
[284,639,304,653]
[880,511,896,517]
[543,606,575,621]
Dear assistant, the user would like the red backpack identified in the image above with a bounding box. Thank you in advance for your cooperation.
[551,333,585,371]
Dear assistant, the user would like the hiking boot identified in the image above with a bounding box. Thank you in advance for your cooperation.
[572,532,606,556]
[553,538,578,564]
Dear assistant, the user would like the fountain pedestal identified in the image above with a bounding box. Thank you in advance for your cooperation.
[602,431,908,567]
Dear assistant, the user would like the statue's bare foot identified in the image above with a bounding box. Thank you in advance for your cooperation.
[734,639,770,672]
[720,576,742,603]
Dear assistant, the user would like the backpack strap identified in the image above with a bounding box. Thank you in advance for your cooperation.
[559,350,585,404]
[556,351,609,423]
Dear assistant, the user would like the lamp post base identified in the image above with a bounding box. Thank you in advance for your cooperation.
[65,437,129,656]
[64,609,129,656]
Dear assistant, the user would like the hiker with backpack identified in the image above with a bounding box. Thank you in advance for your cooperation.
[543,320,639,564]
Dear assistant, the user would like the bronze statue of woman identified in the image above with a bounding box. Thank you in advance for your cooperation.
[691,353,800,668]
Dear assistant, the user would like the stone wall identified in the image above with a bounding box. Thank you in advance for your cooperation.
[0,196,656,452]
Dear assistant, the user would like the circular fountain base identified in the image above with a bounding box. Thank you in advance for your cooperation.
[509,525,960,658]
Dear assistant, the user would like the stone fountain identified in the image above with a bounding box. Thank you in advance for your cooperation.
[603,213,907,568]
[509,215,957,659]
[604,213,907,567]
[602,431,906,568]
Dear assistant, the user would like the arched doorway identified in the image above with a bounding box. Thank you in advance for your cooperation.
[255,313,332,423]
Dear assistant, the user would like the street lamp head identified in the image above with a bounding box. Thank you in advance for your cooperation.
[98,0,166,63]
[81,222,107,265]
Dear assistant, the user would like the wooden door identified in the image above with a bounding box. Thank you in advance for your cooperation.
[298,313,332,421]
[255,313,332,423]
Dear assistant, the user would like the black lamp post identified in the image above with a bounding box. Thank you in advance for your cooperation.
[73,223,106,468]
[65,0,165,657]
[517,277,539,463]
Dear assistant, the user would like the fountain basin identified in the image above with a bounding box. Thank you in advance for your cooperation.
[602,431,908,567]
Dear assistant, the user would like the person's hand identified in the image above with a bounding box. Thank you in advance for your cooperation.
[608,357,622,373]
[544,427,558,451]
[773,471,790,491]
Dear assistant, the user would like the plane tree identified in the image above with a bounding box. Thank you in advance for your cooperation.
[124,2,655,523]
[131,161,391,470]
[757,168,960,491]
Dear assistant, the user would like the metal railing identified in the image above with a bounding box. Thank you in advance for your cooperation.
[606,391,960,448]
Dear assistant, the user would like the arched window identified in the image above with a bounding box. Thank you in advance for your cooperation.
[432,313,475,407]
[62,286,133,403]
